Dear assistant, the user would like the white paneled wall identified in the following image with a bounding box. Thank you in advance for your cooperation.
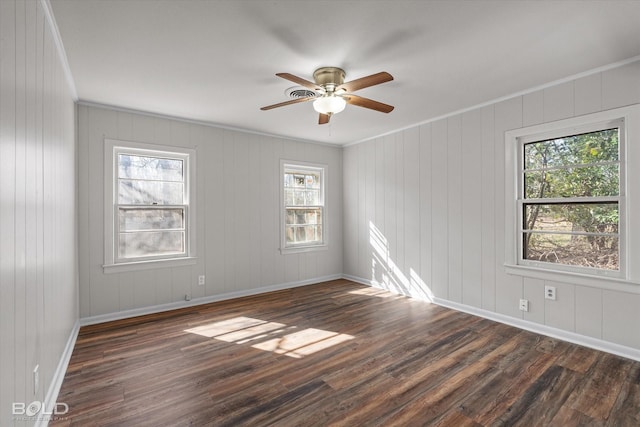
[77,105,343,318]
[0,1,78,425]
[344,60,640,352]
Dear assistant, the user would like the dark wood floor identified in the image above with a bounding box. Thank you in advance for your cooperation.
[52,279,640,426]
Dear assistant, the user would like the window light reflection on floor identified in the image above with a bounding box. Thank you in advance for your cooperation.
[252,328,353,358]
[347,287,394,298]
[184,316,354,358]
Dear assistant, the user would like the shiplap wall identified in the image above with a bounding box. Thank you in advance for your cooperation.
[0,0,78,425]
[77,104,343,318]
[344,60,640,352]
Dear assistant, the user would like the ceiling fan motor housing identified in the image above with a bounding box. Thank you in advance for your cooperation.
[313,67,346,90]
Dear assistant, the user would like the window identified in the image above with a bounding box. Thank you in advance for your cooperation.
[104,139,196,272]
[505,105,640,287]
[281,161,326,253]
[518,122,622,274]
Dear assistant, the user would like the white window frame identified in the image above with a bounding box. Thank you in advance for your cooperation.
[103,139,197,273]
[505,104,640,290]
[518,119,625,277]
[280,160,328,254]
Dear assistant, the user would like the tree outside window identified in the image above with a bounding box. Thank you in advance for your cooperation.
[521,125,620,271]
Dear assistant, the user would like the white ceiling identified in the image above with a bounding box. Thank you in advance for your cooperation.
[50,0,640,145]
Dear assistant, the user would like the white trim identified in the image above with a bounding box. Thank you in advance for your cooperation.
[342,274,370,286]
[433,297,640,363]
[41,0,78,101]
[523,160,620,174]
[504,264,640,293]
[345,55,640,148]
[77,100,341,148]
[345,274,640,362]
[103,256,197,274]
[80,274,342,326]
[505,105,640,283]
[36,320,80,427]
[103,139,197,272]
[280,160,328,254]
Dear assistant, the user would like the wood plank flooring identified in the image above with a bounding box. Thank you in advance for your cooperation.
[52,280,640,426]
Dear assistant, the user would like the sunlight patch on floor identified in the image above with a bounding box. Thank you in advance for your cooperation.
[348,287,393,298]
[252,328,354,358]
[184,317,353,358]
[184,316,286,343]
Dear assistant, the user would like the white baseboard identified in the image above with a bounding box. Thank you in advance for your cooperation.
[80,274,342,326]
[37,319,80,427]
[343,274,640,362]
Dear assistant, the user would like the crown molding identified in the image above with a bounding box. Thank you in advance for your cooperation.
[345,54,640,147]
[41,0,78,101]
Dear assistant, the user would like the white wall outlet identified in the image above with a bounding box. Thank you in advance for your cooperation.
[519,299,529,312]
[545,285,556,300]
[185,294,191,301]
[33,365,39,395]
[198,275,205,286]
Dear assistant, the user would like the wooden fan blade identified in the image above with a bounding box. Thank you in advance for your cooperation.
[276,73,321,91]
[260,96,315,111]
[319,113,330,125]
[338,72,393,93]
[343,95,394,113]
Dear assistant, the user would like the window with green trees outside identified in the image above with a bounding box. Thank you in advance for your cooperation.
[520,121,622,272]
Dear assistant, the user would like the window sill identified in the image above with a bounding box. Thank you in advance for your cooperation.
[103,257,197,274]
[504,263,640,294]
[280,244,328,255]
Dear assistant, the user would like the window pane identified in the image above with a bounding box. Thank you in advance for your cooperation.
[118,180,184,205]
[283,165,324,248]
[286,209,295,225]
[293,174,305,188]
[524,203,618,233]
[119,231,185,258]
[296,211,306,225]
[306,190,319,205]
[295,226,306,242]
[119,208,184,231]
[524,232,618,270]
[284,189,294,205]
[285,208,322,225]
[524,128,618,170]
[284,225,322,245]
[524,164,619,199]
[304,225,320,242]
[118,154,183,182]
[285,226,295,244]
[307,210,321,225]
[284,173,294,188]
[285,171,320,189]
[305,173,320,189]
[293,190,305,205]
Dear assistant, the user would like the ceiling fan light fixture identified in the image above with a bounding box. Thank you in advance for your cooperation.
[262,68,393,124]
[313,95,346,115]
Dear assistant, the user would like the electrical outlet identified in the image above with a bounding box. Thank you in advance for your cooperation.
[185,294,191,301]
[519,299,529,312]
[545,285,556,300]
[33,365,39,395]
[198,275,205,286]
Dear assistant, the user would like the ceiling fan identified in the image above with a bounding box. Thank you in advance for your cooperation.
[260,67,394,125]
